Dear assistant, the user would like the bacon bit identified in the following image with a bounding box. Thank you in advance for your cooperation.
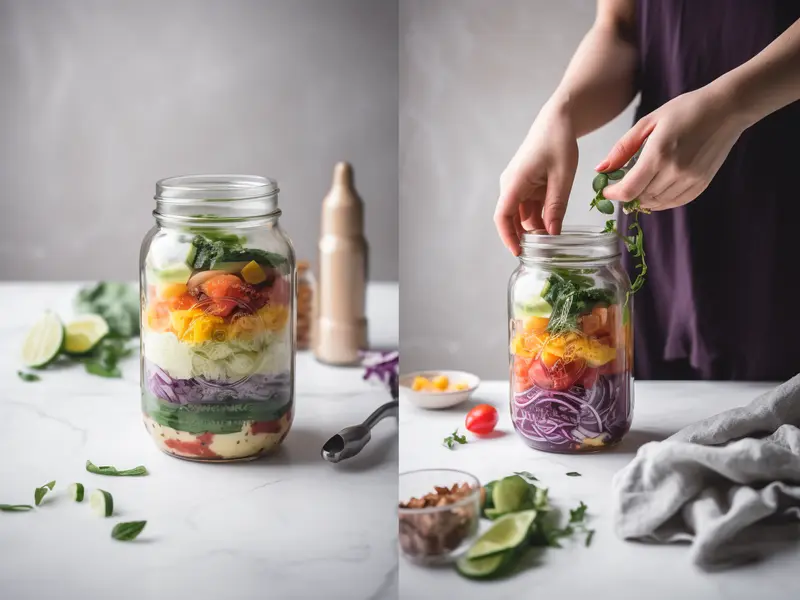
[164,432,218,458]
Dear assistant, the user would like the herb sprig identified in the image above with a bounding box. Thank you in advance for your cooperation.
[443,429,468,449]
[590,155,650,304]
[17,371,40,382]
[111,520,147,541]
[0,504,33,512]
[34,480,56,506]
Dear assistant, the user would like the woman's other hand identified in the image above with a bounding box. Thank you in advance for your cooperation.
[597,84,746,211]
[494,101,580,256]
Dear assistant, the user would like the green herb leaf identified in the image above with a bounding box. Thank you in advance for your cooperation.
[17,371,40,382]
[34,480,56,506]
[569,501,588,523]
[86,460,148,477]
[79,338,132,379]
[607,169,626,180]
[592,173,608,192]
[443,429,468,450]
[0,504,33,511]
[111,520,147,541]
[566,472,581,477]
[596,198,615,214]
[513,471,538,482]
[542,271,615,334]
[585,529,595,547]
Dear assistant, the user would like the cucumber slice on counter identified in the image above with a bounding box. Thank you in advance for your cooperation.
[21,311,65,368]
[69,483,85,502]
[90,489,113,517]
[64,315,110,355]
[456,550,513,579]
[466,509,537,560]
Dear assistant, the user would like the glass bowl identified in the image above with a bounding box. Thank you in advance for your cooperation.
[398,468,481,565]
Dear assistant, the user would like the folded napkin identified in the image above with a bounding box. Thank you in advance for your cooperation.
[612,375,800,570]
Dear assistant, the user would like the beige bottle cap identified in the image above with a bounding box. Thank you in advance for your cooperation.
[321,162,363,237]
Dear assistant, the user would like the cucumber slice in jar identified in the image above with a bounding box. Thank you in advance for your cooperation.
[90,489,113,517]
[69,483,85,502]
[21,311,65,368]
[64,315,110,355]
[466,509,537,560]
[456,550,514,579]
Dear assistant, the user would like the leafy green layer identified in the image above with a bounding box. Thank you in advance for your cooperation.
[142,391,292,435]
[188,235,287,271]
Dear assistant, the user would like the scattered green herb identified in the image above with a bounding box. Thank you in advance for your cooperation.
[17,370,40,382]
[34,480,56,506]
[0,504,33,512]
[590,158,650,304]
[566,471,581,477]
[111,520,147,541]
[78,338,132,378]
[585,529,596,547]
[86,460,148,477]
[442,429,468,450]
[74,282,139,338]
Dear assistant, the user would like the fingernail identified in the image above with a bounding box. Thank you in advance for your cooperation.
[595,160,609,172]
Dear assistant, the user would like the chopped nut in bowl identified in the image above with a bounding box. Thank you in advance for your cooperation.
[398,469,481,565]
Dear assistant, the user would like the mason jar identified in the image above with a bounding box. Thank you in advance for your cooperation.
[139,175,295,462]
[508,228,633,453]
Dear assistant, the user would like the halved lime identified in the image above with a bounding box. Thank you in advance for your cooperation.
[64,315,110,355]
[466,509,537,560]
[456,550,512,579]
[21,312,65,368]
[492,475,533,514]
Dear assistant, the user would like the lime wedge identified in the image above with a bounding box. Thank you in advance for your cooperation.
[492,475,533,514]
[456,550,512,579]
[21,312,65,368]
[515,297,552,318]
[466,509,537,560]
[64,315,110,355]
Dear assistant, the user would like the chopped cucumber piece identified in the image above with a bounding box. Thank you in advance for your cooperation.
[90,489,113,517]
[149,264,192,284]
[21,312,65,368]
[466,510,537,560]
[456,550,512,579]
[64,315,110,355]
[515,297,552,318]
[69,483,85,502]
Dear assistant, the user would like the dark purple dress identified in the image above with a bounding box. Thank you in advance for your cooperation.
[621,1,800,380]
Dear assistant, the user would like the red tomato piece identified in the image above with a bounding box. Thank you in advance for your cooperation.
[465,404,499,435]
[581,366,599,389]
[529,357,585,391]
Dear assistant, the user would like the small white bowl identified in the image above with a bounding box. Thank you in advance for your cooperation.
[399,370,481,409]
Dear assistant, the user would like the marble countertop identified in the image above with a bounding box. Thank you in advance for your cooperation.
[399,379,798,600]
[0,282,398,600]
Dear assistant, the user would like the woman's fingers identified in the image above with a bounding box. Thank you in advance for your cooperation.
[595,116,656,173]
[542,169,573,235]
[494,177,529,256]
[519,200,545,232]
[603,146,660,203]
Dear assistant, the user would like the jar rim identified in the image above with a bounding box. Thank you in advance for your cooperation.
[155,174,279,202]
[519,226,619,262]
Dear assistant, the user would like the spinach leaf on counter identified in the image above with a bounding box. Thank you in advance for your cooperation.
[111,520,147,541]
[79,338,132,378]
[86,460,148,477]
[17,370,40,382]
[0,504,33,511]
[74,282,139,338]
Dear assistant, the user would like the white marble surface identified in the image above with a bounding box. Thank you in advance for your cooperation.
[399,380,799,600]
[0,282,398,600]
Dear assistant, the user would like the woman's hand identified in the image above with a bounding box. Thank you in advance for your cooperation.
[597,84,746,210]
[495,101,579,255]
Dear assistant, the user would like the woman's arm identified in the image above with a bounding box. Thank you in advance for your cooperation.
[495,0,639,253]
[551,0,639,137]
[599,18,800,210]
[722,18,800,129]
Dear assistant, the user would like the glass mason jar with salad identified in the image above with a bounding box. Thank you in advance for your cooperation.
[508,228,633,453]
[139,175,295,462]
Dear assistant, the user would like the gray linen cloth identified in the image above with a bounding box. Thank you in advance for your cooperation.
[612,375,800,569]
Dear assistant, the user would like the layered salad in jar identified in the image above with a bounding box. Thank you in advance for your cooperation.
[141,234,293,461]
[509,270,633,453]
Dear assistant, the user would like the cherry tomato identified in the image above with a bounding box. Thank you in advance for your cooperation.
[529,357,585,391]
[513,356,533,390]
[465,404,499,435]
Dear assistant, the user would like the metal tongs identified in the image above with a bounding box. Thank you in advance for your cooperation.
[321,383,399,464]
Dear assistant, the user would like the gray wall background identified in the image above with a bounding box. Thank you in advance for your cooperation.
[0,0,398,281]
[399,0,638,379]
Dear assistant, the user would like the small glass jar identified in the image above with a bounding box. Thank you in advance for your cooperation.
[508,228,634,453]
[139,175,295,462]
[296,261,316,351]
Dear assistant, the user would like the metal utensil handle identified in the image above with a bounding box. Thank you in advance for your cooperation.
[362,399,398,430]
